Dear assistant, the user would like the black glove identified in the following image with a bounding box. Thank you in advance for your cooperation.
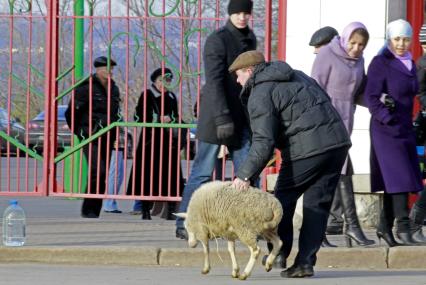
[383,95,395,113]
[216,122,234,140]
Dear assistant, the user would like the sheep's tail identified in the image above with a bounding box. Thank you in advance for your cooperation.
[263,200,283,230]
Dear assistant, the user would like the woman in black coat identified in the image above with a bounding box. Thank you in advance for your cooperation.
[127,68,184,220]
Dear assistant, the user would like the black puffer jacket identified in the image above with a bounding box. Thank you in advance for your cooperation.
[236,61,351,181]
[196,20,257,147]
[417,55,426,109]
[65,74,120,140]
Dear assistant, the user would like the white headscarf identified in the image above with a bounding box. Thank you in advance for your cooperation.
[383,19,413,70]
[386,19,413,40]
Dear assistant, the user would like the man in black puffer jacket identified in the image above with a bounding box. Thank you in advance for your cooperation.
[230,51,351,278]
[65,56,120,218]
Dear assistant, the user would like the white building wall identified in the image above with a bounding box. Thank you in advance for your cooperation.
[285,0,405,174]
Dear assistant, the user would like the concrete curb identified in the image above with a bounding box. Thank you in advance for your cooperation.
[0,246,425,269]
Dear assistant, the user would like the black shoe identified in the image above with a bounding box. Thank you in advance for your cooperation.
[261,253,286,269]
[321,236,337,247]
[396,232,422,246]
[142,210,152,220]
[280,264,314,278]
[81,212,99,218]
[412,227,426,243]
[104,209,122,214]
[176,228,188,240]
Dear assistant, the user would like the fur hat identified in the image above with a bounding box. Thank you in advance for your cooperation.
[228,0,253,15]
[93,56,117,68]
[309,26,338,47]
[228,50,265,73]
[150,67,173,82]
[419,24,426,44]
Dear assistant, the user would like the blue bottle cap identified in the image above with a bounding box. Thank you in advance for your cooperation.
[9,200,18,205]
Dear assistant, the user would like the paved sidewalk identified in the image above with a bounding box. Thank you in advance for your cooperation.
[0,197,425,269]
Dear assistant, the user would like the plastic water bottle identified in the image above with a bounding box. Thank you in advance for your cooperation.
[2,200,26,246]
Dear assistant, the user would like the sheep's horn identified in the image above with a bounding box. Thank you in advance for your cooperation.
[173,212,188,219]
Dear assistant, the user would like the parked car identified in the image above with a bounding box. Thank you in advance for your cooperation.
[28,105,133,158]
[0,108,25,155]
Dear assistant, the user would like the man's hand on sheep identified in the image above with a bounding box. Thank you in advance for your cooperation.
[232,177,250,190]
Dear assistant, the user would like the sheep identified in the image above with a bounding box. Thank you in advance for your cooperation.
[175,181,283,280]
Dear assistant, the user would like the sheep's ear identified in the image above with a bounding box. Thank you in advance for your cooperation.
[173,212,188,219]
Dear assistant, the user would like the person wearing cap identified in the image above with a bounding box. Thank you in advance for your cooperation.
[230,50,351,278]
[65,56,121,218]
[309,26,342,247]
[408,24,426,243]
[309,26,338,54]
[126,67,184,221]
[417,24,426,110]
[175,0,257,240]
[365,19,423,246]
[311,22,374,248]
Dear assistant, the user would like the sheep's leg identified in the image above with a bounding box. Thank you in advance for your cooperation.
[200,240,211,274]
[239,238,260,280]
[263,232,283,272]
[227,240,240,278]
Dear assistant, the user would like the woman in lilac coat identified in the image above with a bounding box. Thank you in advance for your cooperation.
[311,22,374,247]
[365,19,423,246]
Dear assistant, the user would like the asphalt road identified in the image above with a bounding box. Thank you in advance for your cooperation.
[2,264,426,285]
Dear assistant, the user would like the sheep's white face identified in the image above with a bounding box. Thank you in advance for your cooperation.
[183,220,198,248]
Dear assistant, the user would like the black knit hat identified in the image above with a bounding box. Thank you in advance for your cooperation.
[93,56,117,68]
[419,24,426,44]
[309,26,338,47]
[150,67,173,83]
[228,0,253,15]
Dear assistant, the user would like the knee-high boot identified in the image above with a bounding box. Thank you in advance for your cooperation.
[339,175,375,247]
[409,195,426,243]
[395,217,419,245]
[376,199,400,247]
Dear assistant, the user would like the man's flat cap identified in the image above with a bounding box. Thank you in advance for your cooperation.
[309,26,338,47]
[150,67,173,82]
[228,50,265,73]
[93,56,117,68]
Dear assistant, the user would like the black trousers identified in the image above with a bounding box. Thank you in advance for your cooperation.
[81,136,111,217]
[274,146,348,266]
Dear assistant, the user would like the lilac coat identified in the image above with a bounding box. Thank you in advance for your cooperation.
[311,37,365,173]
[365,47,422,194]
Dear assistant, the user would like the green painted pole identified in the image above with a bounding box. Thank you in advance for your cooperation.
[64,0,87,194]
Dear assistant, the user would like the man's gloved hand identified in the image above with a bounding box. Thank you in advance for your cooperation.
[383,95,395,113]
[216,122,234,140]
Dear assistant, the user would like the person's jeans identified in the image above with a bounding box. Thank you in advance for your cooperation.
[132,200,143,211]
[176,128,251,229]
[104,150,124,211]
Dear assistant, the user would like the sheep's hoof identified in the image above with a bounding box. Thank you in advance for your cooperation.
[265,263,272,272]
[231,270,239,278]
[238,273,248,280]
[201,268,210,275]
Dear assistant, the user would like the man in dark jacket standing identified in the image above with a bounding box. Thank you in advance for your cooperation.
[65,56,120,218]
[230,51,351,278]
[175,0,257,239]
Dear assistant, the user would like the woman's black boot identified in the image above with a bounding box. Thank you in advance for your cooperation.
[396,218,422,245]
[409,203,426,243]
[376,207,400,247]
[339,175,375,247]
